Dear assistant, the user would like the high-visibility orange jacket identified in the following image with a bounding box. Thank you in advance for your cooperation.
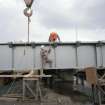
[49,32,60,42]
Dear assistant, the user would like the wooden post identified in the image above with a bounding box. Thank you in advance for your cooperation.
[91,84,96,105]
[22,78,25,101]
[76,75,79,85]
[98,86,102,105]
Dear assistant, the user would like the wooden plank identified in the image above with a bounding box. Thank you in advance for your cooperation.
[0,97,18,101]
[23,78,39,80]
[85,67,97,85]
[2,94,21,98]
[0,74,52,78]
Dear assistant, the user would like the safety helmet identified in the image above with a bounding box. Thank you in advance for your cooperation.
[41,45,45,49]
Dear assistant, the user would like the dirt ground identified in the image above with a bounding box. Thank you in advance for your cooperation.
[0,90,92,105]
[0,80,92,105]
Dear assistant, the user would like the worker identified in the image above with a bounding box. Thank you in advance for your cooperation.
[49,32,60,42]
[40,45,52,68]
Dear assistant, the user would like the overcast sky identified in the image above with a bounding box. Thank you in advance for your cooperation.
[0,0,105,42]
